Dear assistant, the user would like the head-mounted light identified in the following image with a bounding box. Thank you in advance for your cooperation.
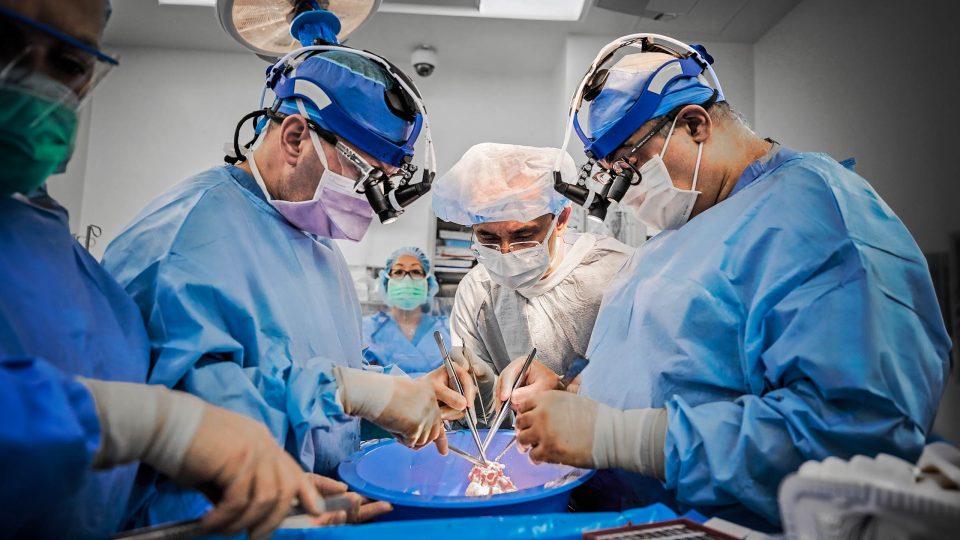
[552,34,724,221]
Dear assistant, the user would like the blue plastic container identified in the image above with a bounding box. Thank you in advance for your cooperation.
[338,430,594,521]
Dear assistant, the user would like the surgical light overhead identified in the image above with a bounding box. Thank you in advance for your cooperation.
[380,0,587,21]
[216,0,380,60]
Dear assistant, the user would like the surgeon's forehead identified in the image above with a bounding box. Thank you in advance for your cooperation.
[392,254,422,268]
[474,215,551,235]
[4,0,105,49]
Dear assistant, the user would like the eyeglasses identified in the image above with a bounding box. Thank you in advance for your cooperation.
[605,113,674,175]
[0,7,118,101]
[388,268,426,279]
[472,240,541,256]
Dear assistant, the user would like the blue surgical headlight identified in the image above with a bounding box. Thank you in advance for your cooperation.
[551,35,725,223]
[573,41,724,162]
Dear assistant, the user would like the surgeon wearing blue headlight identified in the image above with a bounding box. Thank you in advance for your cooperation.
[102,12,473,528]
[511,36,951,531]
[363,247,448,377]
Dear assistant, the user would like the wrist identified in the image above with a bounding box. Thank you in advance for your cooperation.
[334,366,395,421]
[78,379,206,477]
[591,403,667,480]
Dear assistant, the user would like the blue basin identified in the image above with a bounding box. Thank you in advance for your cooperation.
[337,430,594,521]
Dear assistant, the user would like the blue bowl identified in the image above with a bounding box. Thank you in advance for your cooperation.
[338,430,594,521]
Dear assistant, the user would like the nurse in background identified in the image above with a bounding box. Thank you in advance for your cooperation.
[363,247,449,377]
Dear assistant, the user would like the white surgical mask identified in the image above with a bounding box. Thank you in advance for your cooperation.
[620,115,703,230]
[474,216,558,290]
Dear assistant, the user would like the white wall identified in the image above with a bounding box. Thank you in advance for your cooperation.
[79,47,265,259]
[754,0,960,444]
[76,46,561,266]
[754,0,960,253]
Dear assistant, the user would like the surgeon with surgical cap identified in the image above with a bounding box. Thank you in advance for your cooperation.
[363,247,448,377]
[103,25,473,527]
[432,143,633,422]
[507,39,951,531]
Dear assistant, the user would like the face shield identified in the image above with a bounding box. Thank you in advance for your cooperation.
[0,6,119,195]
[0,6,118,124]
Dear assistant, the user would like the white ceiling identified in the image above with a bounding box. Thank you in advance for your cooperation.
[104,0,800,74]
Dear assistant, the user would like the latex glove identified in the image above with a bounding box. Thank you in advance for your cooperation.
[449,346,496,422]
[180,406,335,540]
[495,357,560,415]
[515,390,667,479]
[283,474,393,527]
[78,378,330,540]
[420,360,475,421]
[334,366,448,454]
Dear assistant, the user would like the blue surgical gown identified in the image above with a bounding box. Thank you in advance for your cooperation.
[0,194,150,538]
[103,166,361,526]
[580,150,951,528]
[362,310,448,376]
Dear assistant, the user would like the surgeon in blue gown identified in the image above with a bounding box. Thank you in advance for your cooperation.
[363,247,449,377]
[0,2,356,539]
[510,40,951,530]
[103,34,466,527]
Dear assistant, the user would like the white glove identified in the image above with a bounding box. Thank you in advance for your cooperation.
[515,389,666,478]
[591,403,667,479]
[79,377,205,477]
[334,366,448,453]
[79,378,356,540]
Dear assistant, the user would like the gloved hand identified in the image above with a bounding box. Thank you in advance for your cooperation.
[495,357,560,414]
[449,346,496,423]
[78,379,333,540]
[420,360,475,421]
[178,405,337,539]
[334,366,449,454]
[515,390,666,479]
[283,474,393,526]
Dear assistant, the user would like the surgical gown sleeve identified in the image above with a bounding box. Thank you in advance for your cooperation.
[450,268,496,368]
[0,357,100,529]
[117,252,346,471]
[662,162,948,524]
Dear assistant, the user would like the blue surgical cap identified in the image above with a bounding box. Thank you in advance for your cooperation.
[588,52,717,142]
[378,246,440,303]
[276,51,414,146]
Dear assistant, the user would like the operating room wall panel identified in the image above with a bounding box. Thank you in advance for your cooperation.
[78,46,266,260]
[753,0,960,254]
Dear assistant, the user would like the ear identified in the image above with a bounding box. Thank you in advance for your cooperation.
[677,104,712,144]
[278,115,309,167]
[555,206,572,236]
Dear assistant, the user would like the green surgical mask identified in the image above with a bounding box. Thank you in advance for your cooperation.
[387,277,429,310]
[0,77,79,196]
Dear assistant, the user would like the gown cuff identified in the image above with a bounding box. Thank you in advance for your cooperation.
[78,378,206,477]
[592,403,667,480]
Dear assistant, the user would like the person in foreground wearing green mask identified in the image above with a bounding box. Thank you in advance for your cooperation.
[0,1,392,538]
[362,247,449,377]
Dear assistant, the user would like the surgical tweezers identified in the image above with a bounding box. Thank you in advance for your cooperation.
[434,331,488,465]
[481,347,537,453]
